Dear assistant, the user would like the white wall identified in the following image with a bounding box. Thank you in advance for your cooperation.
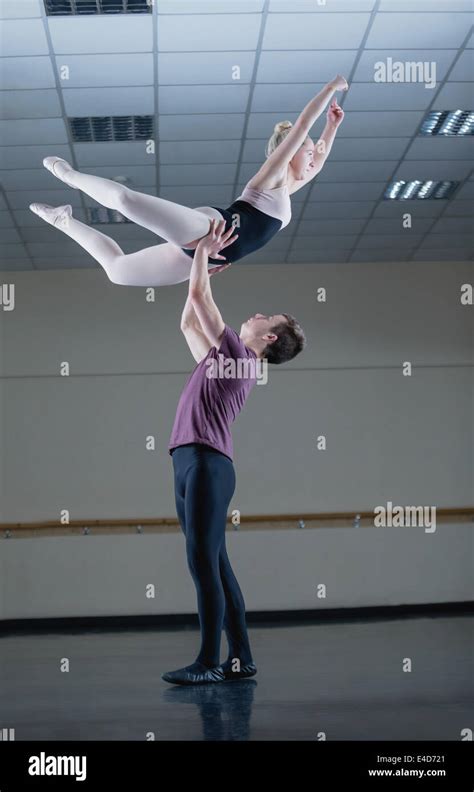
[1,524,472,621]
[0,259,472,617]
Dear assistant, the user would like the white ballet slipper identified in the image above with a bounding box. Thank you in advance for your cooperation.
[29,202,72,229]
[42,156,78,189]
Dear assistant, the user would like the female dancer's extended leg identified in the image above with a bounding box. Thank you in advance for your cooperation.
[43,157,221,247]
[29,203,224,286]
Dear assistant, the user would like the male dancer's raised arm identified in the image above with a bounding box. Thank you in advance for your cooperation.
[180,219,237,360]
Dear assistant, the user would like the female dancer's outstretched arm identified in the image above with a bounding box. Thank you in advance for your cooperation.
[250,74,348,188]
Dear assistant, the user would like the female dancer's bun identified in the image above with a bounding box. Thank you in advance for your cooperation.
[265,120,293,158]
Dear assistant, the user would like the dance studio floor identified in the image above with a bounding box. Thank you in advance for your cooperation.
[1,613,472,741]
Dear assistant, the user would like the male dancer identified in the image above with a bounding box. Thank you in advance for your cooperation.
[163,219,306,685]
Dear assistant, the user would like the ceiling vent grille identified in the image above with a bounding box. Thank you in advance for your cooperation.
[45,0,151,15]
[69,115,154,142]
[384,180,459,200]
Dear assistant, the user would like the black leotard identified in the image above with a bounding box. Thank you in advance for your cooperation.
[180,200,283,263]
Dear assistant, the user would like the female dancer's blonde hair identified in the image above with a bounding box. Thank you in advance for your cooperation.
[265,120,293,158]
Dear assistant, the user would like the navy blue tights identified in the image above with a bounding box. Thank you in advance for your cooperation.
[172,443,253,669]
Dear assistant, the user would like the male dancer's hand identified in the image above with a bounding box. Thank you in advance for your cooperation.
[197,218,238,261]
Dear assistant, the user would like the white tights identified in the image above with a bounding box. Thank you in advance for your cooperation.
[56,168,225,286]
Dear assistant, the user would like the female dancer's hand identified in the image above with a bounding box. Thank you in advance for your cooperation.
[327,99,344,127]
[197,218,239,261]
[330,74,348,91]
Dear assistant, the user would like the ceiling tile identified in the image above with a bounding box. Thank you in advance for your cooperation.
[159,85,250,114]
[263,12,370,49]
[349,249,413,261]
[158,186,234,206]
[0,145,71,170]
[287,250,351,264]
[373,201,444,218]
[0,89,62,120]
[270,0,375,9]
[310,182,386,200]
[432,82,474,110]
[366,13,472,48]
[1,56,56,90]
[0,259,32,271]
[6,189,82,210]
[48,16,152,54]
[291,234,359,250]
[158,52,256,84]
[405,137,474,161]
[0,0,41,17]
[54,54,154,88]
[257,50,357,83]
[394,159,473,180]
[0,118,68,145]
[0,243,29,258]
[444,200,473,216]
[380,0,472,9]
[431,216,474,233]
[1,18,48,55]
[455,182,474,199]
[161,140,241,165]
[304,201,376,219]
[74,142,155,168]
[344,83,436,111]
[420,233,473,247]
[160,114,246,140]
[327,138,409,160]
[62,87,154,116]
[364,217,433,234]
[251,84,325,113]
[317,161,398,181]
[158,0,264,12]
[158,14,261,51]
[412,248,472,261]
[338,111,424,137]
[449,50,474,81]
[159,164,237,186]
[1,169,71,190]
[294,218,366,236]
[0,210,14,227]
[0,227,21,243]
[356,234,424,248]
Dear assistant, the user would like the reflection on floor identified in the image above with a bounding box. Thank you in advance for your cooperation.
[0,614,472,740]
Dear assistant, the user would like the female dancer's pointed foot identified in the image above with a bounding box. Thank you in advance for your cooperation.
[42,156,78,189]
[29,202,72,229]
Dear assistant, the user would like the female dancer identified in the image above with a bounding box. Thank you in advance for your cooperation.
[30,76,347,287]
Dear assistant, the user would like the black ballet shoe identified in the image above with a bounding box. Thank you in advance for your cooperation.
[222,661,257,680]
[161,662,225,685]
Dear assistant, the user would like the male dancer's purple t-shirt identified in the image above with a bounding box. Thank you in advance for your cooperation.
[169,324,258,461]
